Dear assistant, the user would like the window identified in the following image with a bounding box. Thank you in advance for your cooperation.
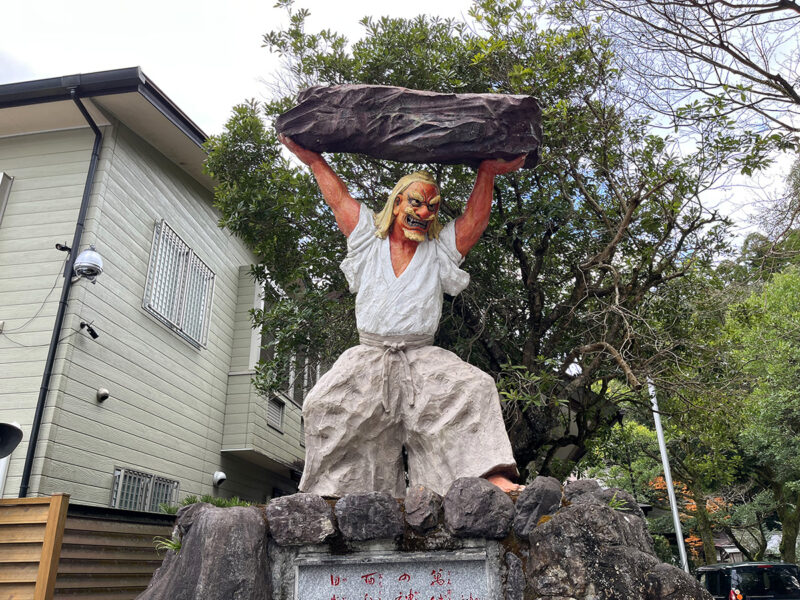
[143,220,215,347]
[110,467,179,512]
[0,172,13,225]
[267,397,285,431]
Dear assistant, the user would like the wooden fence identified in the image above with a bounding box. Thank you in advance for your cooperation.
[54,504,173,599]
[0,494,69,600]
[0,496,174,600]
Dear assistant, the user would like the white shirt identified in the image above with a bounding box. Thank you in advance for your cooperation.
[340,203,470,337]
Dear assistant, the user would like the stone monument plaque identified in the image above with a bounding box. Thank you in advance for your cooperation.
[295,549,497,600]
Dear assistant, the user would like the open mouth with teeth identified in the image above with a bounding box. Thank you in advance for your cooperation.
[404,214,430,230]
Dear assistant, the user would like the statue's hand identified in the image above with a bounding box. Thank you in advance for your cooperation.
[478,155,526,176]
[279,134,323,166]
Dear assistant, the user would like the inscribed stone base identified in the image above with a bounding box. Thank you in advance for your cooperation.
[294,543,501,600]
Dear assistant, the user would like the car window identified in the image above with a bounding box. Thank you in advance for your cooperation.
[720,571,731,594]
[734,566,800,596]
[700,573,713,595]
[699,570,729,597]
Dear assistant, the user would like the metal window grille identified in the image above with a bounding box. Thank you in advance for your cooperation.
[110,467,179,512]
[267,397,285,431]
[143,220,215,347]
[148,476,180,512]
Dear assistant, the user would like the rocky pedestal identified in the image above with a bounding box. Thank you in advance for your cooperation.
[137,479,711,600]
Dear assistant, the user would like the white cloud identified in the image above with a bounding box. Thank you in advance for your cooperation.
[0,0,471,134]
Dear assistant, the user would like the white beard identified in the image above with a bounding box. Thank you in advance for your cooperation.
[403,228,426,242]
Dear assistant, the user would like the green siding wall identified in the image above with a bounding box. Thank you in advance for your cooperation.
[0,120,304,506]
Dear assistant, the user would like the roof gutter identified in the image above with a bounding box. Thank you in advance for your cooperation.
[0,67,206,148]
[18,90,103,497]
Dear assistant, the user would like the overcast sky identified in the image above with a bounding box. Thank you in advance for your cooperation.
[0,0,789,234]
[0,0,471,135]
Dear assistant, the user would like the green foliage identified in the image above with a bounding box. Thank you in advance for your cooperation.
[207,0,772,476]
[583,420,661,502]
[723,267,800,562]
[158,494,252,515]
[730,268,800,490]
[606,490,630,511]
[153,535,182,555]
[158,502,179,515]
[651,534,677,566]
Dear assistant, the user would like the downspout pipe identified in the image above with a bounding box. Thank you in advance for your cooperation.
[18,90,103,497]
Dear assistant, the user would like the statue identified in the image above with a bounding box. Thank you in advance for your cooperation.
[280,134,524,497]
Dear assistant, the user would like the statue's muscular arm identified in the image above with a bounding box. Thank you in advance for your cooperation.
[454,156,526,257]
[279,135,360,236]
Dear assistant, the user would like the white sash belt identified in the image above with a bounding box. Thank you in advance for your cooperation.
[358,331,434,414]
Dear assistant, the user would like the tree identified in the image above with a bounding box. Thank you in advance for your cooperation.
[577,0,800,141]
[712,484,779,561]
[728,267,800,562]
[584,385,744,566]
[205,0,773,480]
[583,415,744,566]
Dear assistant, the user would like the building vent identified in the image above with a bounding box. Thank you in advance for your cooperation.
[267,397,285,432]
[110,467,179,512]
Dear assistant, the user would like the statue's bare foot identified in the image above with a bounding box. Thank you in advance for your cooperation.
[487,474,525,493]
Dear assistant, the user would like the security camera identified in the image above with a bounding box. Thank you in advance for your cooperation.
[213,471,227,487]
[96,388,110,402]
[80,322,100,339]
[73,244,103,282]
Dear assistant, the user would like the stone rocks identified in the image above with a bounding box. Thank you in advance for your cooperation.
[526,502,707,600]
[504,552,525,600]
[512,475,562,537]
[264,493,335,546]
[137,504,269,600]
[137,479,712,600]
[647,562,715,600]
[443,477,514,539]
[335,491,404,541]
[275,85,542,169]
[404,485,442,534]
[597,487,646,519]
[568,481,646,519]
[564,477,601,501]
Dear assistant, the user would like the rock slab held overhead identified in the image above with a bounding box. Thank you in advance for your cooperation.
[275,85,542,169]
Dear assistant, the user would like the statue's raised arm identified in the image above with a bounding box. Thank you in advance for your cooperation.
[279,134,360,236]
[454,156,527,257]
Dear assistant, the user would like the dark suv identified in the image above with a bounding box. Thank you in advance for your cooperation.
[696,562,800,599]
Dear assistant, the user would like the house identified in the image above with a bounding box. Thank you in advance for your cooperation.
[0,67,305,511]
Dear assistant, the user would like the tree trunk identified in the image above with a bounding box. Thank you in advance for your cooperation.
[777,489,800,563]
[754,541,767,561]
[690,487,718,566]
[722,526,754,562]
